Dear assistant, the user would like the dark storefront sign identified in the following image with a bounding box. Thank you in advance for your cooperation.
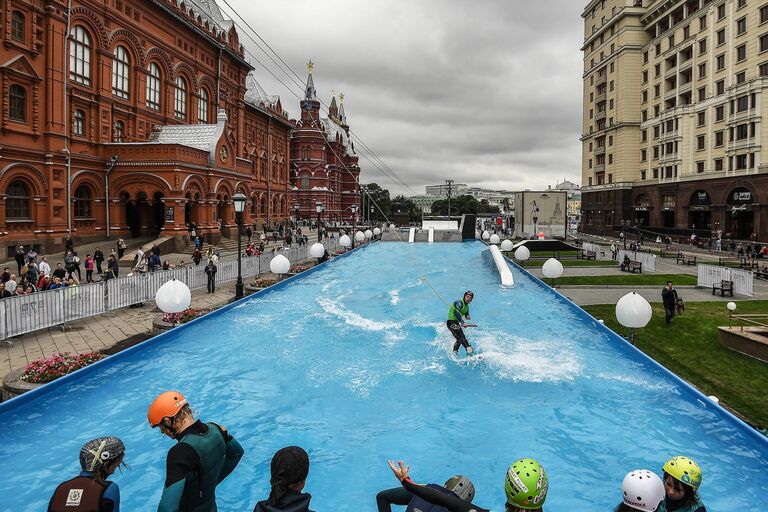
[728,187,753,205]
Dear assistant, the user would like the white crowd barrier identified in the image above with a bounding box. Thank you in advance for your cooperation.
[0,239,341,341]
[582,242,603,256]
[697,265,754,297]
[617,249,656,272]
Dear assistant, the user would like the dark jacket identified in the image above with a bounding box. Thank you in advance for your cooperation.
[662,287,678,309]
[253,490,313,512]
[205,264,217,278]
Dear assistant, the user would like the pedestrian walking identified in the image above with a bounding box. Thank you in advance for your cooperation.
[205,260,217,293]
[85,254,94,283]
[246,225,252,242]
[14,246,25,274]
[662,281,679,327]
[94,248,104,275]
[65,233,74,253]
[117,238,127,259]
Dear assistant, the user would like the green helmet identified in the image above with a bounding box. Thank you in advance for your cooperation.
[505,458,548,510]
[663,456,702,491]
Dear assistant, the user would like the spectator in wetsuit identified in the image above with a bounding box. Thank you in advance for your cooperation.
[253,446,314,512]
[148,391,244,512]
[48,436,126,512]
[376,474,475,512]
[387,458,548,512]
[447,291,474,356]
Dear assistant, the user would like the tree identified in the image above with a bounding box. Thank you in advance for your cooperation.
[362,183,392,222]
[391,195,421,222]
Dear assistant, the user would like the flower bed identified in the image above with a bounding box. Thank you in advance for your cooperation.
[21,352,103,384]
[252,276,280,288]
[290,263,313,273]
[161,308,211,324]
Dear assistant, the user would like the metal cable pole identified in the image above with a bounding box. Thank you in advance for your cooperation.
[446,179,454,219]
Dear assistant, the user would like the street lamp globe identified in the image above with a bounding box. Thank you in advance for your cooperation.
[339,234,352,247]
[310,242,325,258]
[355,231,365,242]
[232,193,247,214]
[364,229,373,239]
[373,227,381,236]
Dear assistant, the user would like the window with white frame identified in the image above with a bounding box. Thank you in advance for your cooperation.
[174,77,187,119]
[146,63,161,110]
[112,46,130,99]
[198,88,209,123]
[73,109,85,136]
[69,26,91,85]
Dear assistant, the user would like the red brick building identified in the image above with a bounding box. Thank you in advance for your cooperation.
[0,0,292,255]
[290,67,361,224]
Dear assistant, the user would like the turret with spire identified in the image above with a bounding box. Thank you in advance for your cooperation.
[339,93,349,134]
[301,60,321,124]
[329,94,339,121]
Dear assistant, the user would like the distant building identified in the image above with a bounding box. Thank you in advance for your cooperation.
[425,183,468,196]
[409,194,442,214]
[550,181,582,219]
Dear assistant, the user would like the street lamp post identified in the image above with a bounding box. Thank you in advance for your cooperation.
[293,202,300,228]
[350,203,358,248]
[232,193,246,299]
[316,201,325,241]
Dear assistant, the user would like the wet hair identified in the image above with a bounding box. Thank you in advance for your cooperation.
[268,446,310,506]
[663,472,700,508]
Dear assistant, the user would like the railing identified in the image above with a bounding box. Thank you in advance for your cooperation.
[0,239,342,341]
[730,314,768,331]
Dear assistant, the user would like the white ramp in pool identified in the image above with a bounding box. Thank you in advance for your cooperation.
[408,227,416,243]
[489,245,514,286]
[428,227,434,243]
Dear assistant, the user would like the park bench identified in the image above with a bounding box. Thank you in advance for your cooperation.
[712,280,734,297]
[740,258,759,270]
[754,267,768,280]
[676,252,696,266]
[620,260,642,273]
[675,251,685,264]
[584,250,596,260]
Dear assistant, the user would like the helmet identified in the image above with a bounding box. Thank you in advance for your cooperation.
[79,437,125,473]
[505,458,548,510]
[464,290,474,297]
[148,391,188,427]
[663,456,702,491]
[621,469,665,511]
[444,475,475,502]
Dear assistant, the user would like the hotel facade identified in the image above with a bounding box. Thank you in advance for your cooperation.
[581,0,768,240]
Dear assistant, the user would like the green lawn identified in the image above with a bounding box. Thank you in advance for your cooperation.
[514,259,617,268]
[583,301,768,428]
[556,273,698,286]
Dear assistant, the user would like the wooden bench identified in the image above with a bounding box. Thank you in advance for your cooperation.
[675,251,685,264]
[620,261,642,273]
[712,280,734,297]
[584,250,596,260]
[683,256,697,266]
[755,267,768,280]
[740,258,759,270]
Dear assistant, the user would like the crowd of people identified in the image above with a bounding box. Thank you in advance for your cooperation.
[46,390,708,511]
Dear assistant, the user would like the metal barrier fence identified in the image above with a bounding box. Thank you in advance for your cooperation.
[0,239,341,341]
[617,249,657,272]
[582,242,604,256]
[697,264,754,297]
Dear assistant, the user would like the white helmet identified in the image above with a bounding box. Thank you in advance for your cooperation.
[622,469,665,511]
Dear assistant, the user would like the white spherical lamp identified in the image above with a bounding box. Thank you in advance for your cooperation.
[615,292,653,344]
[373,227,381,236]
[542,258,564,279]
[309,242,325,258]
[489,234,500,244]
[727,302,737,312]
[514,246,531,261]
[339,234,351,248]
[270,254,290,275]
[355,231,365,242]
[500,239,514,252]
[155,279,191,314]
[482,231,490,240]
[364,229,373,239]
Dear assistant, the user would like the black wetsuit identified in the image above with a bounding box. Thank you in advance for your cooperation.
[401,478,489,512]
[447,300,471,352]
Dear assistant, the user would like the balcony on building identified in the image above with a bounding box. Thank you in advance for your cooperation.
[595,145,606,156]
[595,109,607,121]
[595,92,607,103]
[596,73,608,86]
[593,164,605,174]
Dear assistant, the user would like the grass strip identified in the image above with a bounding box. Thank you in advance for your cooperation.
[556,274,698,286]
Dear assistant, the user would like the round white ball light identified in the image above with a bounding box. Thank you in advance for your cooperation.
[373,227,381,236]
[309,242,325,258]
[355,231,365,242]
[339,234,351,248]
[500,239,514,252]
[270,254,291,274]
[727,301,737,312]
[514,246,531,261]
[155,279,192,314]
[542,258,564,279]
[489,234,500,244]
[615,292,653,329]
[364,229,373,239]
[482,231,490,240]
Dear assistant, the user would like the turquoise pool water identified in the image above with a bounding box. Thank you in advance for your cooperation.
[0,242,766,511]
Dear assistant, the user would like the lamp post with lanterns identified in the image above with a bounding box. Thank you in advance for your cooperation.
[293,202,300,228]
[350,203,358,248]
[232,193,246,299]
[316,201,325,241]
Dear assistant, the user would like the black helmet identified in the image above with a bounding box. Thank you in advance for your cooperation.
[79,437,125,473]
[444,474,475,502]
[464,290,474,298]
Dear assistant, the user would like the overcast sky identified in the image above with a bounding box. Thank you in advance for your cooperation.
[221,0,585,196]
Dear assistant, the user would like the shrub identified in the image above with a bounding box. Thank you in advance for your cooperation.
[21,352,103,384]
[162,308,209,324]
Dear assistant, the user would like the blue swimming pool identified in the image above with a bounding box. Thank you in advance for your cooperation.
[0,242,766,511]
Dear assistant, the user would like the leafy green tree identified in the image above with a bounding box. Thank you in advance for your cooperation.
[361,183,392,222]
[391,195,422,222]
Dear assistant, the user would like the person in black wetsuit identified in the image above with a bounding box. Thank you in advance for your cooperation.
[447,291,474,356]
[148,390,244,512]
[387,458,549,512]
[376,474,475,512]
[253,446,314,512]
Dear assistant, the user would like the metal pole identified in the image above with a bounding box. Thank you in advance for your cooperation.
[235,213,243,298]
[446,179,454,219]
[352,213,356,249]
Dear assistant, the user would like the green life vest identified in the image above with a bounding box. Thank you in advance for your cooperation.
[448,300,469,321]
[179,422,227,512]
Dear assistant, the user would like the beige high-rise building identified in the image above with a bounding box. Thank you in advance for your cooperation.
[581,0,768,241]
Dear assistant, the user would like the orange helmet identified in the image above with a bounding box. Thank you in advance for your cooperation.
[148,391,188,427]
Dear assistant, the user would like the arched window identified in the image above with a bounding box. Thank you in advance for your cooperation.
[74,185,92,218]
[300,174,310,189]
[6,181,30,219]
[69,26,91,85]
[198,88,209,123]
[9,85,26,122]
[174,77,187,119]
[73,109,85,136]
[11,11,24,42]
[113,120,124,142]
[260,196,267,215]
[112,46,130,99]
[146,63,161,110]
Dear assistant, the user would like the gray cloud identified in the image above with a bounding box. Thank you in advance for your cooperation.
[221,0,584,194]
